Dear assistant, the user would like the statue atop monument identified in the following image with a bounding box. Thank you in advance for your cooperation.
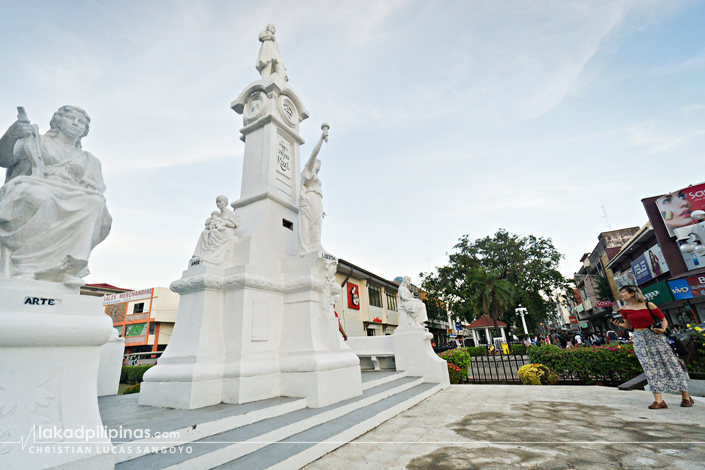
[299,123,329,254]
[256,24,288,81]
[0,105,112,286]
[192,195,240,264]
[398,276,429,328]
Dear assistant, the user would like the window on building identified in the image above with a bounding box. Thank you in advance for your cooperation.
[386,292,397,311]
[149,322,156,335]
[368,285,382,308]
[133,302,144,314]
[367,328,375,337]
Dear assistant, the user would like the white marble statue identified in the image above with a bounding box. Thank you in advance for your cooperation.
[256,24,288,81]
[298,123,329,254]
[192,195,240,264]
[398,276,428,328]
[320,260,340,318]
[0,106,111,286]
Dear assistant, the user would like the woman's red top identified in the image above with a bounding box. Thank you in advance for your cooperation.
[621,305,665,329]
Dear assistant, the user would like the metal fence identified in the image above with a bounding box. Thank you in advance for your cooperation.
[464,352,584,384]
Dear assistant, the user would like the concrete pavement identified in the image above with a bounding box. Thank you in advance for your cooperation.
[303,384,705,470]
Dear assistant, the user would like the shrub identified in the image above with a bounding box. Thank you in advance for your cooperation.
[123,383,141,394]
[685,324,705,374]
[439,349,470,379]
[510,344,528,355]
[517,364,558,385]
[527,344,642,384]
[448,363,462,384]
[120,366,130,384]
[464,346,488,357]
[121,365,154,384]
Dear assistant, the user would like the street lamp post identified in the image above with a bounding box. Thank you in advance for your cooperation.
[515,305,528,336]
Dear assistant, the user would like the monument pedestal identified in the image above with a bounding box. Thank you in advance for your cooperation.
[139,263,228,410]
[392,326,450,388]
[0,280,115,470]
[279,252,361,408]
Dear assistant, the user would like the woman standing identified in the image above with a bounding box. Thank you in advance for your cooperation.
[611,285,693,409]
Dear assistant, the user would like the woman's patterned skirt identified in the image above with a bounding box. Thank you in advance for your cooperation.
[633,329,687,394]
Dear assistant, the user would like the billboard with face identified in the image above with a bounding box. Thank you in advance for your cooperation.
[656,182,705,237]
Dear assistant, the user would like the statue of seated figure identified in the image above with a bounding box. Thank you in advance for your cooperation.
[398,276,428,328]
[192,195,240,264]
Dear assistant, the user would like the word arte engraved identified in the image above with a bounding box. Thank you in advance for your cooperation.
[23,297,60,306]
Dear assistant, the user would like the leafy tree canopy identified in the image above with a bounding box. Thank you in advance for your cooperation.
[421,229,570,333]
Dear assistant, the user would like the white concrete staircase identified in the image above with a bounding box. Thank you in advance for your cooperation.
[100,371,441,470]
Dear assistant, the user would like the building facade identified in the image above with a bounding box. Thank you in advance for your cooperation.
[103,287,180,358]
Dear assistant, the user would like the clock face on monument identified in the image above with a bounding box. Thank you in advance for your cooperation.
[244,91,267,123]
[279,96,298,127]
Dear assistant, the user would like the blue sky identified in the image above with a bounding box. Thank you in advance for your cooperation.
[1,0,704,289]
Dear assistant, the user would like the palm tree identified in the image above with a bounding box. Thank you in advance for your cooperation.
[467,267,516,336]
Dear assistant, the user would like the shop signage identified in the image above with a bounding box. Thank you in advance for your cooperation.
[631,254,654,285]
[667,275,705,300]
[641,280,675,305]
[614,269,637,289]
[125,323,147,337]
[655,181,705,237]
[104,288,153,306]
[346,282,360,309]
[595,301,613,308]
[372,317,382,323]
[569,315,578,324]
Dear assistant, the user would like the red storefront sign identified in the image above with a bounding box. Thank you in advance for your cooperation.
[347,282,361,309]
[569,315,578,324]
[686,275,705,297]
[595,301,613,308]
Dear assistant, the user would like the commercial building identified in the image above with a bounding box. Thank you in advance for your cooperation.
[333,259,451,346]
[606,222,703,328]
[103,287,180,359]
[573,227,640,333]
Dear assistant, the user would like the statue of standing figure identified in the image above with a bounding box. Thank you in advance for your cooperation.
[256,24,288,81]
[192,195,241,264]
[0,106,112,286]
[298,123,329,255]
[398,276,428,328]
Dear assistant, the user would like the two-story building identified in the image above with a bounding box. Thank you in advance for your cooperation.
[103,287,180,360]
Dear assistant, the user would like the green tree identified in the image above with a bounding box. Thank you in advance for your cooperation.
[421,229,570,334]
[467,267,515,335]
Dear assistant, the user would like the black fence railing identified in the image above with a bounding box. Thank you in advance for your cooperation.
[463,352,584,384]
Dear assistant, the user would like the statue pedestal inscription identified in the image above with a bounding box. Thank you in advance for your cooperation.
[0,281,115,469]
[140,35,361,409]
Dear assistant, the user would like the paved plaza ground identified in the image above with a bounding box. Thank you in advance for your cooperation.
[303,384,705,470]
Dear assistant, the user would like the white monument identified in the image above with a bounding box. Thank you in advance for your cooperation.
[98,328,126,396]
[0,106,115,468]
[398,276,429,328]
[298,124,329,255]
[140,26,362,410]
[392,276,449,387]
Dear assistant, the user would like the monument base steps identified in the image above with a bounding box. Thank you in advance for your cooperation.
[139,379,224,410]
[105,371,438,470]
[221,373,280,405]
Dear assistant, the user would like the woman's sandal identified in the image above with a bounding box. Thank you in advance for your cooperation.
[681,397,695,407]
[648,401,668,409]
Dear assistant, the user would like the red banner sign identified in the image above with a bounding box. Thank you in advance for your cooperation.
[347,282,360,309]
[595,301,613,308]
[569,315,578,324]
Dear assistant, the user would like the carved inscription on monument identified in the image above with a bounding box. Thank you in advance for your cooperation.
[276,135,292,178]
